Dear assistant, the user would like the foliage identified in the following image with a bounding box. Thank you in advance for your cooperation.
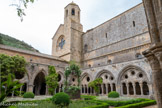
[0,33,39,52]
[0,74,23,103]
[7,100,98,108]
[81,95,97,100]
[88,78,103,95]
[64,61,82,87]
[10,0,35,21]
[100,98,151,107]
[108,91,119,98]
[115,100,156,108]
[0,54,27,82]
[84,100,109,108]
[23,92,35,98]
[0,35,2,44]
[66,86,80,94]
[52,92,70,108]
[45,66,58,95]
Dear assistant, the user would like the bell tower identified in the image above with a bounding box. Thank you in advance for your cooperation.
[64,1,81,24]
[52,2,83,64]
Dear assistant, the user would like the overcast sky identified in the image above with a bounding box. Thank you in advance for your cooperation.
[0,0,142,55]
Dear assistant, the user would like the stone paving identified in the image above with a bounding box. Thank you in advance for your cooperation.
[5,96,52,102]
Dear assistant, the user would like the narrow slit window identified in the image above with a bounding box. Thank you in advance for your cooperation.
[133,21,135,27]
[105,33,107,38]
[66,10,68,17]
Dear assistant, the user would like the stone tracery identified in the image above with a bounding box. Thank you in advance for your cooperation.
[118,65,150,97]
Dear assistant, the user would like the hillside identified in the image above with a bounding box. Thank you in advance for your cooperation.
[0,33,39,52]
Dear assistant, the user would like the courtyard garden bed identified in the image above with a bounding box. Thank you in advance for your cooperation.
[2,95,156,108]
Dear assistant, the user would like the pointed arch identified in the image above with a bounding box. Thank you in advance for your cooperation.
[117,65,150,85]
[95,69,114,79]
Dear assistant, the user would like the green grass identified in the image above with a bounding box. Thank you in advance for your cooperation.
[8,100,97,108]
[0,33,39,52]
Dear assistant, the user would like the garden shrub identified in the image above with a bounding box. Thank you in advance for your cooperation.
[52,92,70,107]
[115,100,156,108]
[81,95,96,100]
[101,98,150,107]
[84,100,109,108]
[23,92,34,98]
[108,91,119,98]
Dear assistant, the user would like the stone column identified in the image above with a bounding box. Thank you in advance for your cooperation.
[133,83,136,95]
[126,83,129,96]
[12,91,14,97]
[46,85,48,95]
[140,83,143,95]
[110,84,113,92]
[142,0,162,107]
[90,87,92,95]
[106,84,108,94]
[81,86,82,94]
[19,85,22,96]
[28,84,34,93]
[121,85,123,95]
[84,85,86,94]
[59,85,61,93]
[101,84,104,95]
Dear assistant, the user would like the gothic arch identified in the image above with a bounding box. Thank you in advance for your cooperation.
[31,68,48,85]
[33,72,46,95]
[95,69,115,80]
[117,65,150,85]
[117,65,150,96]
[81,72,92,81]
[81,72,92,94]
[95,69,116,95]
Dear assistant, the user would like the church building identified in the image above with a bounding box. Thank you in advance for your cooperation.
[0,2,153,99]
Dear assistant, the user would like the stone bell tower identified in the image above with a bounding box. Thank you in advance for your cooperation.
[52,2,83,64]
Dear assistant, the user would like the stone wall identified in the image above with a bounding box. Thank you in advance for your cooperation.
[0,44,68,95]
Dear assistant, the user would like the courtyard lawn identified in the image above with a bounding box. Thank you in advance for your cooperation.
[3,95,156,108]
[97,96,135,101]
[8,100,98,108]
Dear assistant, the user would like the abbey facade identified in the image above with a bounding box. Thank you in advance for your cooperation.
[0,2,153,99]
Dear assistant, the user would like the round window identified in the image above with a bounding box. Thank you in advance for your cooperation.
[125,75,128,79]
[87,77,90,82]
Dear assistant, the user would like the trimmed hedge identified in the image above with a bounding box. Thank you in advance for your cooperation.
[23,92,34,98]
[100,98,150,107]
[52,92,70,107]
[84,100,109,108]
[108,91,119,98]
[115,100,156,108]
[81,95,97,100]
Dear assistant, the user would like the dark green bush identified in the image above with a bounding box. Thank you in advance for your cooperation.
[115,100,156,108]
[108,91,119,98]
[23,92,34,98]
[84,100,109,108]
[81,95,96,100]
[52,92,70,107]
[101,98,150,107]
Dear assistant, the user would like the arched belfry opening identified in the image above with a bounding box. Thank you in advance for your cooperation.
[72,8,75,15]
[33,72,46,95]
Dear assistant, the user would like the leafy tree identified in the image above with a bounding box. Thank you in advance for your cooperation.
[64,61,82,87]
[88,78,103,96]
[45,66,58,95]
[0,54,27,102]
[0,54,27,82]
[0,74,23,102]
